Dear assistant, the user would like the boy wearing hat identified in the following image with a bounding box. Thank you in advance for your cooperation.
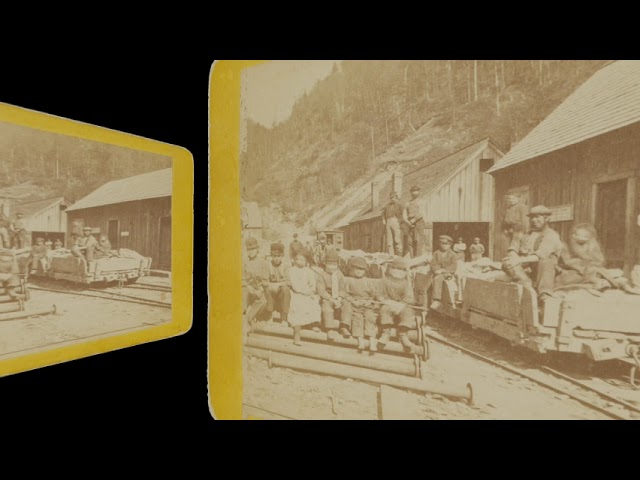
[502,205,563,303]
[425,235,458,310]
[382,192,404,256]
[343,256,380,353]
[377,256,420,354]
[313,247,350,330]
[264,242,291,325]
[403,186,426,257]
[242,237,269,324]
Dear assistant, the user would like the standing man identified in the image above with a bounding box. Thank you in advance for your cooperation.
[502,194,529,252]
[502,205,563,305]
[382,192,404,256]
[0,209,10,249]
[313,232,328,268]
[10,211,29,249]
[289,233,303,266]
[402,186,425,258]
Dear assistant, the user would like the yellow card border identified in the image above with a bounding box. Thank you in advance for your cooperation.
[0,102,194,377]
[209,60,269,420]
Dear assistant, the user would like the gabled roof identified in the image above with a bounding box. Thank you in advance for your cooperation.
[15,196,67,218]
[66,168,172,212]
[489,60,640,173]
[351,138,501,223]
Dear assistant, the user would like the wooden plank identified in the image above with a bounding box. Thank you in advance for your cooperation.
[563,300,640,334]
[463,278,521,320]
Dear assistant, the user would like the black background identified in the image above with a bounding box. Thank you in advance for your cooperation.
[0,53,212,433]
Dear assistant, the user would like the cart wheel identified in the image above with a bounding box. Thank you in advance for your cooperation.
[413,354,422,379]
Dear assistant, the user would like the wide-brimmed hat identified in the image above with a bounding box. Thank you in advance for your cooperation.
[245,237,259,250]
[527,205,552,217]
[270,242,285,255]
[325,248,340,263]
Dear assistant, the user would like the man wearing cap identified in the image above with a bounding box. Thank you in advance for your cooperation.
[242,237,269,324]
[74,226,99,262]
[502,205,563,302]
[425,235,458,310]
[289,233,304,266]
[402,186,426,257]
[10,212,29,249]
[264,242,291,326]
[382,192,404,256]
[313,232,329,268]
[378,256,421,354]
[313,247,350,331]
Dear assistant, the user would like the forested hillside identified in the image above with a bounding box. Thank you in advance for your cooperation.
[241,60,609,225]
[0,121,172,203]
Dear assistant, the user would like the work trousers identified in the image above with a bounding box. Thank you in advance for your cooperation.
[503,258,557,297]
[342,304,377,338]
[406,219,426,258]
[320,299,351,329]
[264,284,291,318]
[243,286,267,322]
[379,305,415,329]
[385,217,402,256]
[0,228,9,249]
[424,273,448,301]
[12,230,27,249]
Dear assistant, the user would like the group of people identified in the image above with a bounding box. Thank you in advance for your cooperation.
[382,186,426,258]
[243,237,423,354]
[0,211,30,250]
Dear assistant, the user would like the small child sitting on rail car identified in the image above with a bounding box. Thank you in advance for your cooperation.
[343,256,380,354]
[377,256,421,354]
[313,247,350,331]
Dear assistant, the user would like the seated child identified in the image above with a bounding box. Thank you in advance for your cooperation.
[343,256,380,354]
[313,247,350,331]
[377,256,420,354]
[426,235,458,310]
[264,242,291,326]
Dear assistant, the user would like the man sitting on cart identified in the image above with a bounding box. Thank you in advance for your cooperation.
[71,226,98,262]
[29,237,49,274]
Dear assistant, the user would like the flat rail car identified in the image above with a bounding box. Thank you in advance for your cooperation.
[31,249,152,285]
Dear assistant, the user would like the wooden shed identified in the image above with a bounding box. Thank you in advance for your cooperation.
[344,138,504,255]
[15,196,69,244]
[65,168,172,271]
[487,60,640,275]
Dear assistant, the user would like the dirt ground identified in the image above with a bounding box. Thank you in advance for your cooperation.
[0,276,172,359]
[243,335,613,420]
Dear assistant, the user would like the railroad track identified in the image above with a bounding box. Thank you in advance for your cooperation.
[28,285,172,310]
[123,284,171,293]
[422,321,640,420]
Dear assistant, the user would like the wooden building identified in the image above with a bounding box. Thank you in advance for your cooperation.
[65,168,172,271]
[343,138,504,255]
[487,60,640,275]
[15,196,69,244]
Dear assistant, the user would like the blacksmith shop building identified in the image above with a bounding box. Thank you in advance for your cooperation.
[343,138,505,254]
[488,60,640,275]
[65,168,172,271]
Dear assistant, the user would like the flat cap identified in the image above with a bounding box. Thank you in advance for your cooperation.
[527,205,552,217]
[325,248,340,263]
[245,237,259,249]
[349,256,368,270]
[83,226,93,231]
[270,242,285,255]
[439,235,453,244]
[390,256,407,270]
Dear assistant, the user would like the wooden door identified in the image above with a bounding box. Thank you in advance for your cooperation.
[158,216,171,270]
[596,179,627,268]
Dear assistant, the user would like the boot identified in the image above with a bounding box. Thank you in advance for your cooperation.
[339,326,351,338]
[368,336,377,355]
[378,329,391,347]
[356,337,366,352]
[399,331,418,354]
[293,326,302,346]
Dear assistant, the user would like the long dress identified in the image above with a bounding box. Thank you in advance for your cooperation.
[287,266,321,326]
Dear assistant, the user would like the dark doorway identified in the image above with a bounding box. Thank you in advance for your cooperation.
[596,179,627,268]
[108,220,120,249]
[432,222,491,261]
[158,216,171,271]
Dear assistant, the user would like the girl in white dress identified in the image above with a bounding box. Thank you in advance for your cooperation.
[288,249,321,345]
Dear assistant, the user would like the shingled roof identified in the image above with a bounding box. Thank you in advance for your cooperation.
[15,197,67,218]
[489,60,640,173]
[66,168,172,212]
[352,138,497,222]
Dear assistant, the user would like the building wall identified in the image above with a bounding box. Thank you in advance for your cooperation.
[492,123,640,272]
[66,196,172,270]
[28,202,67,233]
[344,217,385,253]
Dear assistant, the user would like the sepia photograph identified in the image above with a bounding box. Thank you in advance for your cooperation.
[0,119,174,361]
[237,60,640,420]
